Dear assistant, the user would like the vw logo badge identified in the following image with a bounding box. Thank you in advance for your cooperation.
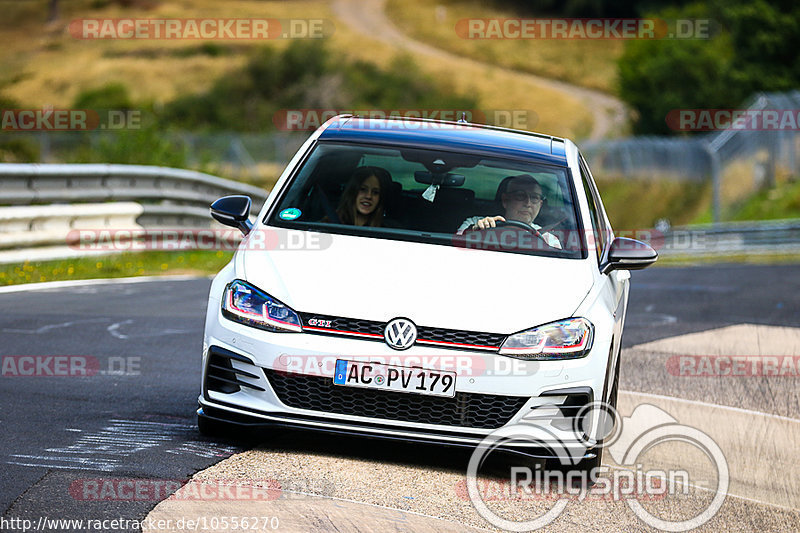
[384,318,417,350]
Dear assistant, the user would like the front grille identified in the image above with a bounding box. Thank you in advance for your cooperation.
[416,326,506,348]
[297,312,506,351]
[298,313,384,336]
[264,369,529,429]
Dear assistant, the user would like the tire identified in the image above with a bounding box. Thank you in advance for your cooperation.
[579,348,620,474]
[546,354,620,482]
[608,350,620,412]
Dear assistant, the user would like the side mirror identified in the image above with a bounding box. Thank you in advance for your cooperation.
[602,237,658,274]
[210,195,253,235]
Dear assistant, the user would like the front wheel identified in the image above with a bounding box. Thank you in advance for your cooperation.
[546,355,620,483]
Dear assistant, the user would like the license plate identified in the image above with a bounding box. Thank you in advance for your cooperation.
[332,360,456,398]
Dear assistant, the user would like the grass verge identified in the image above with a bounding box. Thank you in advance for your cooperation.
[731,179,800,221]
[0,250,232,287]
[385,0,622,93]
[596,178,712,230]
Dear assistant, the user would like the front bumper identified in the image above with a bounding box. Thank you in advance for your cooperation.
[200,321,609,458]
[200,269,614,458]
[197,402,598,461]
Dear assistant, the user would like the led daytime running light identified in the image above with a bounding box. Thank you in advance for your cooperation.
[224,281,302,333]
[499,318,593,359]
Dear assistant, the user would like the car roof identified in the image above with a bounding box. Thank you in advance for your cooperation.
[318,115,568,166]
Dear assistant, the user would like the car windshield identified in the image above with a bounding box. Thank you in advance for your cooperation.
[268,142,584,258]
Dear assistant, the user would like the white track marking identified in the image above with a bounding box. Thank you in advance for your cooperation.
[0,275,205,295]
[2,318,108,334]
[107,320,133,340]
[6,419,219,472]
[602,463,799,513]
[620,390,800,424]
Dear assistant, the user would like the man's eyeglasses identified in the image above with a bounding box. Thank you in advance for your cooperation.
[507,191,546,204]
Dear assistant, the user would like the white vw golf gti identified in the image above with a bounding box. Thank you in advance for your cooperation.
[198,116,656,471]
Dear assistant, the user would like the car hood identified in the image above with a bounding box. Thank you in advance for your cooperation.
[240,229,593,334]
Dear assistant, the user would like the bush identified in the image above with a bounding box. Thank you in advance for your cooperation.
[70,127,187,167]
[160,40,478,131]
[0,137,40,162]
[73,83,133,111]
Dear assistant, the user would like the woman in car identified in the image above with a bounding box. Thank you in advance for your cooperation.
[457,174,562,248]
[334,166,393,227]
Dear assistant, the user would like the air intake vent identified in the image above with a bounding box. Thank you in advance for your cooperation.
[205,346,265,394]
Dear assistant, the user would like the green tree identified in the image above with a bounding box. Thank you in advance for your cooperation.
[720,0,800,95]
[618,7,738,134]
[618,1,800,135]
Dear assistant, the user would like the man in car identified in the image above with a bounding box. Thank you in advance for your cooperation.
[457,174,562,249]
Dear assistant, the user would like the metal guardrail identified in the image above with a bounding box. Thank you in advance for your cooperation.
[657,219,800,256]
[0,164,268,264]
[0,163,268,208]
[0,203,143,250]
[583,90,800,224]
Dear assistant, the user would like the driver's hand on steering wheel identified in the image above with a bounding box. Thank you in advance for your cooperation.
[471,215,505,230]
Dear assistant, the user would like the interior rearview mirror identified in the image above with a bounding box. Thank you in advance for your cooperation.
[414,171,466,186]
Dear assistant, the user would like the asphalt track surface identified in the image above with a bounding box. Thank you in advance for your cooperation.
[1,263,799,531]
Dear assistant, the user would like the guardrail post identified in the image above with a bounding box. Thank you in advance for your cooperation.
[705,142,722,226]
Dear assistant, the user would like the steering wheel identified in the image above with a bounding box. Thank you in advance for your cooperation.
[494,219,556,249]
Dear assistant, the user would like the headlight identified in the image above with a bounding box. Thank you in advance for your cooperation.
[222,280,302,332]
[499,318,593,360]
